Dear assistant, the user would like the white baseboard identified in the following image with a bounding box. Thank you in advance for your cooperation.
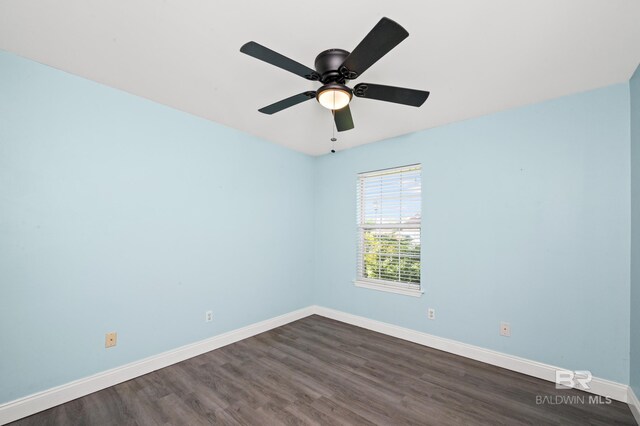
[1,305,634,425]
[312,306,630,403]
[0,306,314,425]
[629,387,640,425]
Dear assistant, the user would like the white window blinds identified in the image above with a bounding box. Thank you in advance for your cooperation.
[357,164,422,289]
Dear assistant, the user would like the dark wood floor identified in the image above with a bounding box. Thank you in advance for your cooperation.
[11,315,636,425]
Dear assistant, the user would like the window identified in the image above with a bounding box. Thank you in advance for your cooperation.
[356,164,422,297]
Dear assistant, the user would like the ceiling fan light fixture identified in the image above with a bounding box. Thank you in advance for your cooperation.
[316,84,352,110]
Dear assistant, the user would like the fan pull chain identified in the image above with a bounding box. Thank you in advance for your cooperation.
[330,110,337,153]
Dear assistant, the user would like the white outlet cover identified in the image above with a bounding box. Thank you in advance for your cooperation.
[428,308,435,320]
[500,322,511,337]
[205,311,213,322]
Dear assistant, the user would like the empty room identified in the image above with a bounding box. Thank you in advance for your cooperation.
[1,1,640,425]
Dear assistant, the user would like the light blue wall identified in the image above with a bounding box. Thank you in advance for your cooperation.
[0,51,315,403]
[631,63,640,397]
[1,49,635,405]
[313,84,631,383]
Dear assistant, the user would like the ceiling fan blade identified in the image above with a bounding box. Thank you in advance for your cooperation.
[258,92,316,115]
[333,105,354,132]
[340,17,409,79]
[353,83,429,107]
[240,42,319,81]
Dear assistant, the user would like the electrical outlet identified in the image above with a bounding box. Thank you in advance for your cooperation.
[500,322,511,337]
[105,332,117,348]
[427,308,436,320]
[205,310,213,322]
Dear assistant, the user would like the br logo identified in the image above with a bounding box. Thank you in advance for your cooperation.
[555,370,592,390]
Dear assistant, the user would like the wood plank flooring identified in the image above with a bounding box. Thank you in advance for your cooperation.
[10,315,636,425]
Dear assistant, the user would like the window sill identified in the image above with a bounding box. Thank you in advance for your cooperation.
[353,280,423,298]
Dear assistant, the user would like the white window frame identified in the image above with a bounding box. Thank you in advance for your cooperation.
[354,164,423,297]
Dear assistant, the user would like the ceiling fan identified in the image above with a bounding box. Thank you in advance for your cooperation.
[239,17,429,132]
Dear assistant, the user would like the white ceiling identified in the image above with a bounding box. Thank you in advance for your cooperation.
[1,0,639,156]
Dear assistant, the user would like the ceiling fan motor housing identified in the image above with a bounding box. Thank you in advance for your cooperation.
[314,49,350,84]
